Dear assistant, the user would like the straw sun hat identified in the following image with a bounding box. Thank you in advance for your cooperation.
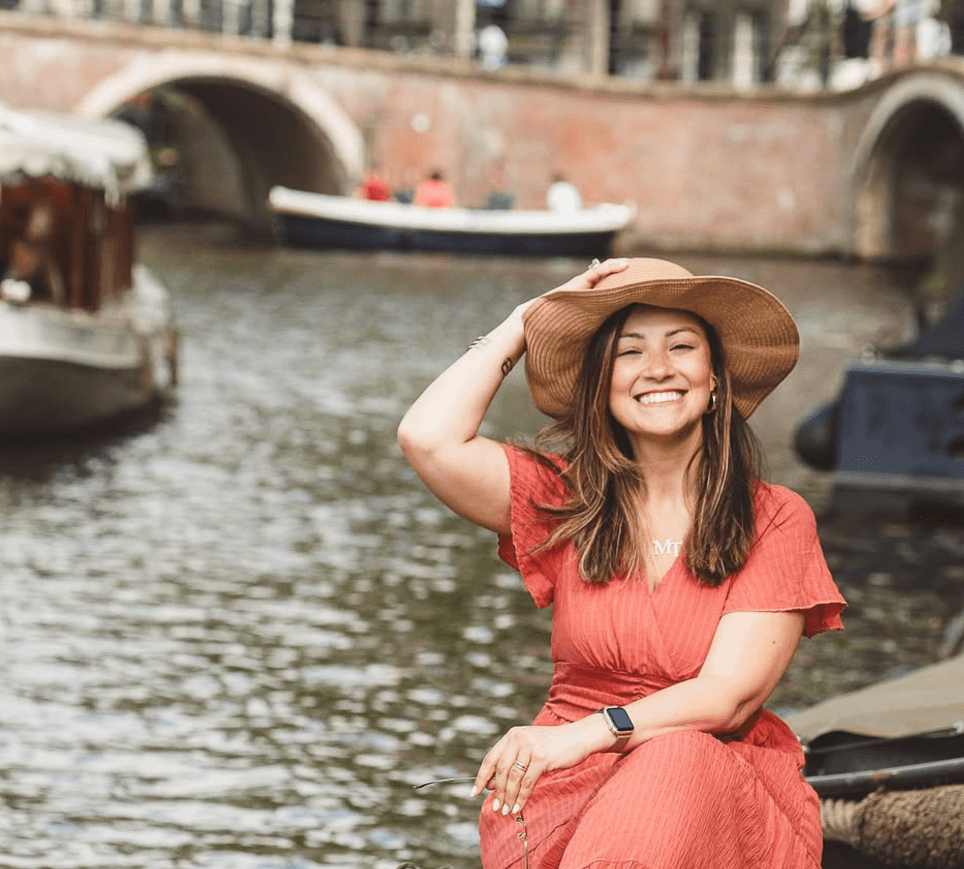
[522,257,800,420]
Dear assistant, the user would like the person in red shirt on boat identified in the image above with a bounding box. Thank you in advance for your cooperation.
[357,165,392,202]
[414,169,456,208]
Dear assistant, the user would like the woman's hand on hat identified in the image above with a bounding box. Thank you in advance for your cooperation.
[551,257,630,296]
[512,258,631,322]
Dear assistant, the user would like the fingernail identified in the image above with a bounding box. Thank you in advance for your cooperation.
[492,799,500,812]
[501,804,510,815]
[470,787,479,797]
[511,804,520,814]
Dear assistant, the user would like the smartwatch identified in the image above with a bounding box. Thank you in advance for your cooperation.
[599,705,634,753]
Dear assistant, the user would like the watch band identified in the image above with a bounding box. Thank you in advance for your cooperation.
[599,706,634,753]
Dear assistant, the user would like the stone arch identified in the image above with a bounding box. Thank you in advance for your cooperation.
[76,53,365,226]
[850,70,964,260]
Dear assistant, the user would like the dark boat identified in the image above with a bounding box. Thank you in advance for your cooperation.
[793,293,964,515]
[268,186,636,257]
[786,653,964,868]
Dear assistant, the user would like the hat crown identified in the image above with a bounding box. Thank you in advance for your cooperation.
[593,258,695,291]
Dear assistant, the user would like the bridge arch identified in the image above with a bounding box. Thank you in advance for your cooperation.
[76,54,365,226]
[851,70,964,261]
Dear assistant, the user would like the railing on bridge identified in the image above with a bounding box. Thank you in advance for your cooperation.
[0,0,751,86]
[7,0,279,45]
[0,0,649,76]
[1,0,960,91]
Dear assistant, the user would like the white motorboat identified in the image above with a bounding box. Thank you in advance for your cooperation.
[268,186,636,258]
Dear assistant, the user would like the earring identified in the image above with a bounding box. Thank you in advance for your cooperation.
[706,391,718,414]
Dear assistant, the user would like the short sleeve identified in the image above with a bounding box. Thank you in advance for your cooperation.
[496,445,570,608]
[723,485,846,638]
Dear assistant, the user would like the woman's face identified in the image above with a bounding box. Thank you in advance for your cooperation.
[607,305,716,449]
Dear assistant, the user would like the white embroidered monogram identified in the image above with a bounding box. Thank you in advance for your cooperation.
[653,539,683,557]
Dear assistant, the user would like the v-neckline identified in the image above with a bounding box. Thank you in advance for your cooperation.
[645,555,680,595]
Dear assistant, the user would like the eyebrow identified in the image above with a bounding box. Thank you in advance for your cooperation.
[617,327,701,340]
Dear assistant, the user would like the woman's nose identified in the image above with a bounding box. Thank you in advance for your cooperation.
[642,348,673,379]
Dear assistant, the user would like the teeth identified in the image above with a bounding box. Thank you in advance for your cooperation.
[637,391,684,405]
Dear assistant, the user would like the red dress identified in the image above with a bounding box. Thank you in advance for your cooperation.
[480,446,846,869]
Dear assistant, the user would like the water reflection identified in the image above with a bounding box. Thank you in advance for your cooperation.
[0,228,960,868]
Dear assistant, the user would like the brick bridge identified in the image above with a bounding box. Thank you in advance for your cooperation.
[2,12,963,260]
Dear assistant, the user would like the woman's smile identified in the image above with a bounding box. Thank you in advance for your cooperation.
[635,389,686,406]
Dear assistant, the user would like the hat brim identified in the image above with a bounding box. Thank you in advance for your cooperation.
[523,271,799,420]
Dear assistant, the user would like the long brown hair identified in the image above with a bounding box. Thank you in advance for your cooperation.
[524,304,765,587]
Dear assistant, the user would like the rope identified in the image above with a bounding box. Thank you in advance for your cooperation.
[821,785,964,868]
[820,797,860,845]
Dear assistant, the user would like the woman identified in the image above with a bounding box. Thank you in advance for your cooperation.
[397,257,845,869]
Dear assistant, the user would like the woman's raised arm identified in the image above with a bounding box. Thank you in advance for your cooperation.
[397,258,629,534]
[397,304,527,534]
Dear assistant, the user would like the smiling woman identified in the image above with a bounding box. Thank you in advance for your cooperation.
[397,257,847,869]
[609,306,715,450]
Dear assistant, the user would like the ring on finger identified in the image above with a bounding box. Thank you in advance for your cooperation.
[513,760,528,773]
[588,258,601,270]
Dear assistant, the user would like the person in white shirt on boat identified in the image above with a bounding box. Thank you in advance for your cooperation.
[546,172,583,212]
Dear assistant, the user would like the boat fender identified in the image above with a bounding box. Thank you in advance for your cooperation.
[0,278,32,305]
[793,400,839,472]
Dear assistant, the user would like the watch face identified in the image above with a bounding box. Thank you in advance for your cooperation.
[606,706,634,732]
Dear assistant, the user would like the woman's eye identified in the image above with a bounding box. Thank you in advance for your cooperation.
[617,348,642,356]
[670,343,694,352]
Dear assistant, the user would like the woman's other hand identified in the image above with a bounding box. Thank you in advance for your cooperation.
[471,715,612,815]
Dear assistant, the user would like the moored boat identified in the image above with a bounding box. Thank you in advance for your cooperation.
[787,653,964,868]
[793,292,964,516]
[268,185,636,257]
[0,105,178,436]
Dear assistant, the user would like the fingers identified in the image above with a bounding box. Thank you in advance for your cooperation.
[561,256,629,293]
[585,256,630,281]
[508,759,539,815]
[471,750,496,798]
[472,728,542,816]
[526,257,630,311]
[491,756,531,816]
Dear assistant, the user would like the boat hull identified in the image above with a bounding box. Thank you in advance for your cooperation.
[275,211,622,257]
[0,356,160,435]
[0,266,176,436]
[269,187,635,257]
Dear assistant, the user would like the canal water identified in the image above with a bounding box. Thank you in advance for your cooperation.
[0,226,961,869]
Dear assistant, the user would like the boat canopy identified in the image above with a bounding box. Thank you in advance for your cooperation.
[786,652,964,742]
[0,104,152,201]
